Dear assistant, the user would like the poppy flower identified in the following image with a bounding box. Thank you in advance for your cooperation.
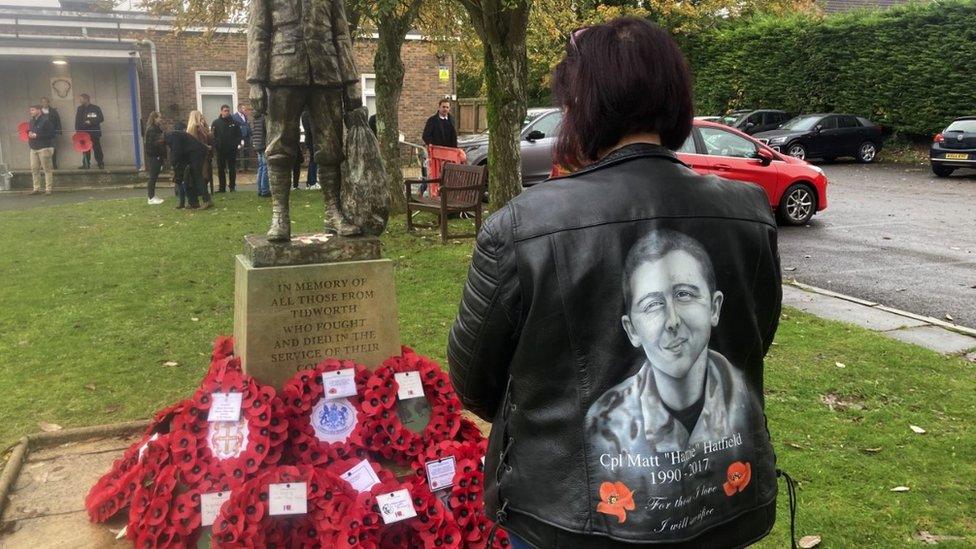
[723,461,752,496]
[596,481,635,524]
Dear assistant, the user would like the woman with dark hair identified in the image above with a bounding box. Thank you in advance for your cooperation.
[448,18,784,548]
[144,111,166,205]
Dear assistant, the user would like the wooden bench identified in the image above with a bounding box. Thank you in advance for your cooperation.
[405,163,487,243]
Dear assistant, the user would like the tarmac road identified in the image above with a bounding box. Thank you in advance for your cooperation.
[779,161,976,329]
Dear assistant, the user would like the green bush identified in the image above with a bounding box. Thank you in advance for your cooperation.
[685,0,976,136]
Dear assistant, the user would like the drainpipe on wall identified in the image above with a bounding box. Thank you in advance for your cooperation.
[139,38,161,113]
[0,138,10,191]
[128,54,143,171]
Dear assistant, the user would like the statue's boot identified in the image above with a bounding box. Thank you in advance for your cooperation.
[321,168,360,237]
[267,169,291,242]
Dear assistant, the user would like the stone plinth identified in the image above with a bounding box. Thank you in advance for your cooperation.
[234,233,400,389]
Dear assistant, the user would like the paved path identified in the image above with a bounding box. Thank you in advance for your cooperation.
[783,283,976,357]
[0,174,259,212]
[779,161,976,328]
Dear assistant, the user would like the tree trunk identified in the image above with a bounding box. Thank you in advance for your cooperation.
[483,38,528,211]
[460,0,530,211]
[374,21,407,213]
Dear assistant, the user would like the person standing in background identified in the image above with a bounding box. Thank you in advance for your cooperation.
[211,104,242,192]
[186,110,215,209]
[233,103,253,172]
[165,121,190,208]
[27,105,55,195]
[40,97,61,169]
[422,98,458,148]
[421,98,458,195]
[144,112,166,205]
[301,110,318,189]
[252,112,270,197]
[75,93,104,169]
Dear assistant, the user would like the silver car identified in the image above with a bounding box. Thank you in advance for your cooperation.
[459,107,562,187]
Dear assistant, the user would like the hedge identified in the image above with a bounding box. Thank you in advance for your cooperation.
[684,0,976,136]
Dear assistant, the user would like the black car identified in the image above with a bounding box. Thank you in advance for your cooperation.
[754,113,885,163]
[719,109,791,135]
[930,116,976,177]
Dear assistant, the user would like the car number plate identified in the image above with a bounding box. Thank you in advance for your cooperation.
[945,153,970,160]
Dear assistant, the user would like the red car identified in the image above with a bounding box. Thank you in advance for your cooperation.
[676,120,828,225]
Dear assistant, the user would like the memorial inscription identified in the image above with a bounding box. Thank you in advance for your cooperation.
[269,275,382,366]
[234,250,400,388]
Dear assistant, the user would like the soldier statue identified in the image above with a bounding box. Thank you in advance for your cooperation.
[247,0,362,241]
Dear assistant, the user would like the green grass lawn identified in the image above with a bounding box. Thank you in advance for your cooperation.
[0,192,973,546]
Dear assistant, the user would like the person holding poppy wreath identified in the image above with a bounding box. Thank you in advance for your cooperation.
[75,93,104,169]
[448,17,783,549]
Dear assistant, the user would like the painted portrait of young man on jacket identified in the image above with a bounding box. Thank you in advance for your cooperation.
[585,229,767,535]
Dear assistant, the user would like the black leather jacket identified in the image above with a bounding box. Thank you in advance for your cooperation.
[449,144,782,548]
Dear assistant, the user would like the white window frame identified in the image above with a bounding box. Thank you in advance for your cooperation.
[361,73,376,114]
[195,71,238,115]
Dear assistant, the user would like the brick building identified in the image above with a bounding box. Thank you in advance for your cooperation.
[0,1,453,180]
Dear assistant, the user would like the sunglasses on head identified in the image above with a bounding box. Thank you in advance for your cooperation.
[569,26,590,50]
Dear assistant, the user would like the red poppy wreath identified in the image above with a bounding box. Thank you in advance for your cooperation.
[281,358,373,466]
[211,463,381,548]
[126,433,202,548]
[355,347,464,464]
[409,439,510,549]
[86,336,237,524]
[84,401,188,523]
[168,354,287,492]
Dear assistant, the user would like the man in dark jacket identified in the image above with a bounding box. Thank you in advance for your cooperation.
[75,93,104,169]
[211,104,243,192]
[251,113,270,197]
[422,98,458,148]
[420,98,458,195]
[40,97,61,169]
[144,113,166,204]
[27,105,56,195]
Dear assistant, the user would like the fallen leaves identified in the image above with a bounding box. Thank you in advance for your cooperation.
[944,314,954,321]
[909,425,927,434]
[835,361,846,368]
[798,535,822,548]
[890,486,910,492]
[36,421,63,433]
[861,447,883,454]
[84,384,96,391]
[191,317,200,322]
[162,360,179,367]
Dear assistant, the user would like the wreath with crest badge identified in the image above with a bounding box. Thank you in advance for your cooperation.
[281,358,373,466]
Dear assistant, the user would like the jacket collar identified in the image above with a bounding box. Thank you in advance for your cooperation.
[565,143,688,179]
